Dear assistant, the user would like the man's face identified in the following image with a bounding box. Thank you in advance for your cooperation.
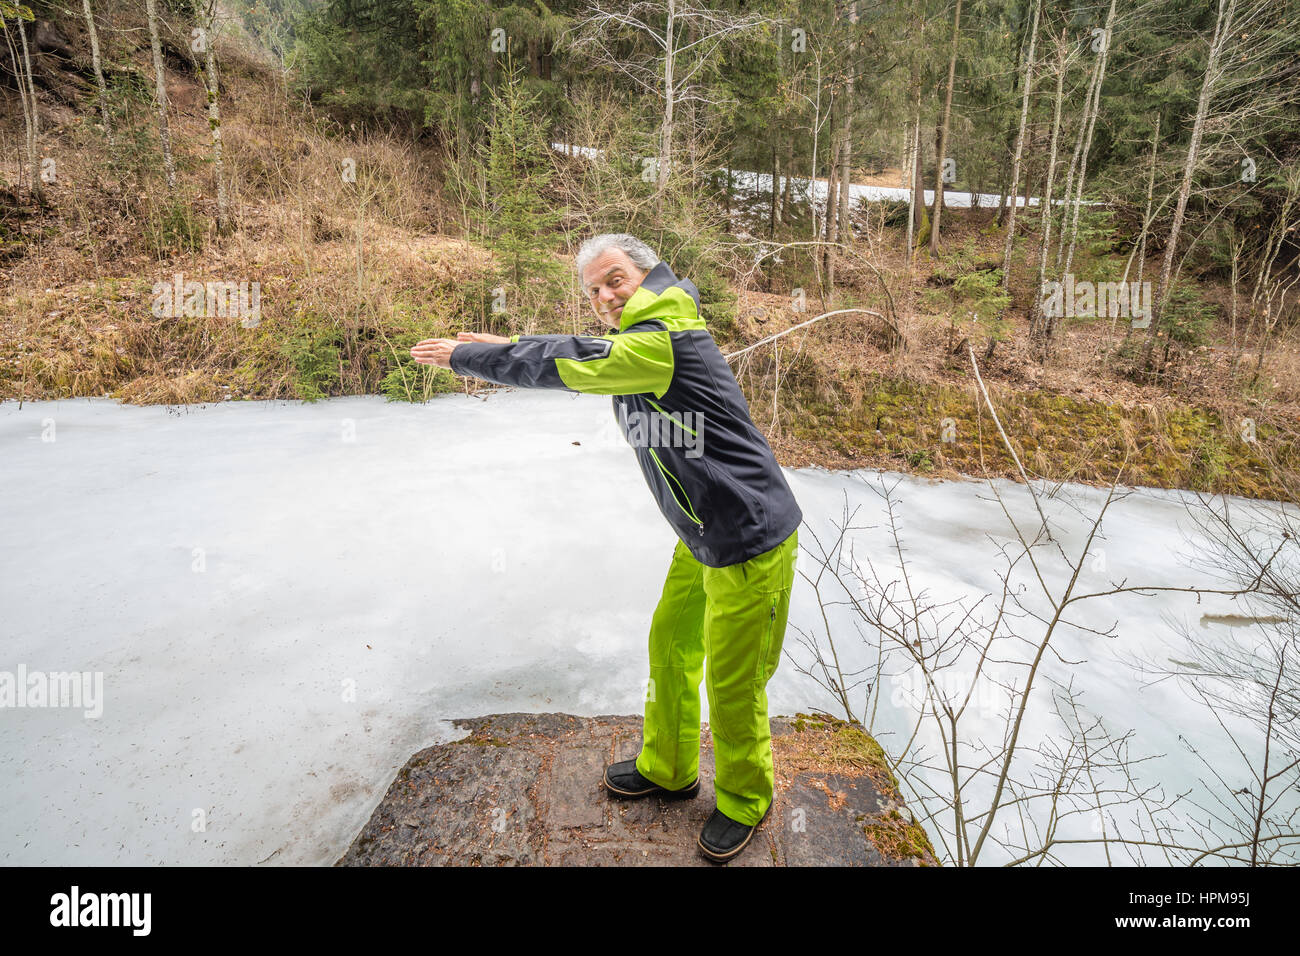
[581,248,648,330]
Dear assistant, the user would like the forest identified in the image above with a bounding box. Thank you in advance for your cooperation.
[3,0,1299,497]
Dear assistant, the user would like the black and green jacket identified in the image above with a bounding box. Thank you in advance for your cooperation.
[448,260,803,568]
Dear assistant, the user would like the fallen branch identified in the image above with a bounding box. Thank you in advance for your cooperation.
[967,343,1053,541]
[731,238,905,337]
[722,308,888,361]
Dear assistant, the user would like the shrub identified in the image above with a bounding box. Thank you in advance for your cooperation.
[144,196,206,258]
[280,324,342,401]
[379,334,461,402]
[1157,281,1216,350]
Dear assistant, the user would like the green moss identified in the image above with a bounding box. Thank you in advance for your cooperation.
[862,808,939,865]
[788,710,827,733]
[785,712,899,792]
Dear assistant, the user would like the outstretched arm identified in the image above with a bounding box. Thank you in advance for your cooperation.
[412,328,675,398]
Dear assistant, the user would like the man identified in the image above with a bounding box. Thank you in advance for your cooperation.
[411,233,802,863]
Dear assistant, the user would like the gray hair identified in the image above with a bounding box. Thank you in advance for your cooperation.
[575,233,660,280]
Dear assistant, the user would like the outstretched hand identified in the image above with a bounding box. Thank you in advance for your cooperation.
[410,331,512,369]
[410,338,458,368]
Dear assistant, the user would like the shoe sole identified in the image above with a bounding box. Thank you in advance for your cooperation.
[698,809,769,863]
[603,768,700,800]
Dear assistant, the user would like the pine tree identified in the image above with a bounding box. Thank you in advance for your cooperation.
[477,57,567,329]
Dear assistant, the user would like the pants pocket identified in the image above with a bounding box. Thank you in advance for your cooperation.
[753,533,796,683]
[755,593,779,683]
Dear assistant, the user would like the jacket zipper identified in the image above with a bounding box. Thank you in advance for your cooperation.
[644,399,704,536]
[647,447,705,536]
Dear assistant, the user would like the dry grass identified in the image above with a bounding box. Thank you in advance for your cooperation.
[0,20,501,405]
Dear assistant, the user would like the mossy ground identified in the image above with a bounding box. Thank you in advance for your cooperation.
[760,374,1295,501]
[775,711,899,792]
[860,808,939,864]
[773,710,939,864]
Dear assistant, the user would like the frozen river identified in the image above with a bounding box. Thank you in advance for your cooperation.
[1,392,1291,865]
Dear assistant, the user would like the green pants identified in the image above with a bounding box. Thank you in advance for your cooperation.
[636,527,798,826]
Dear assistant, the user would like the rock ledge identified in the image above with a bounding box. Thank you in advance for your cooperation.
[336,711,940,866]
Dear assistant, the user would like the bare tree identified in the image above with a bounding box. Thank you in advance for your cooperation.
[1055,0,1116,291]
[836,1,858,247]
[784,352,1288,865]
[145,0,177,191]
[1027,26,1072,340]
[81,0,113,145]
[906,5,925,263]
[567,0,765,219]
[1142,0,1240,368]
[1000,0,1041,290]
[191,0,229,231]
[1244,163,1300,380]
[786,469,1269,865]
[1120,485,1300,865]
[928,0,962,256]
[0,4,39,199]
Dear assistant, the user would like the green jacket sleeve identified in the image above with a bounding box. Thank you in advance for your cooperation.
[448,330,675,398]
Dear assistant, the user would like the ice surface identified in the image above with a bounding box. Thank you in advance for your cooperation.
[1,391,1290,864]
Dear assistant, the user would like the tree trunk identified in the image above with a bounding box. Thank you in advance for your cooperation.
[686,18,698,193]
[1106,113,1161,368]
[934,123,944,204]
[993,145,1012,224]
[929,0,962,256]
[909,8,925,247]
[82,0,113,145]
[837,1,857,245]
[1000,0,1041,290]
[1030,28,1068,341]
[823,133,841,285]
[781,140,794,219]
[1,12,37,200]
[1054,35,1101,273]
[145,0,176,190]
[770,142,780,236]
[821,93,838,249]
[199,3,229,233]
[1143,0,1238,369]
[16,16,41,199]
[657,0,676,218]
[996,0,1032,227]
[1134,115,1160,296]
[1060,0,1116,287]
[912,118,925,236]
[905,119,918,262]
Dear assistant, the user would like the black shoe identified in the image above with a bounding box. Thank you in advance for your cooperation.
[697,806,768,863]
[602,759,700,800]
